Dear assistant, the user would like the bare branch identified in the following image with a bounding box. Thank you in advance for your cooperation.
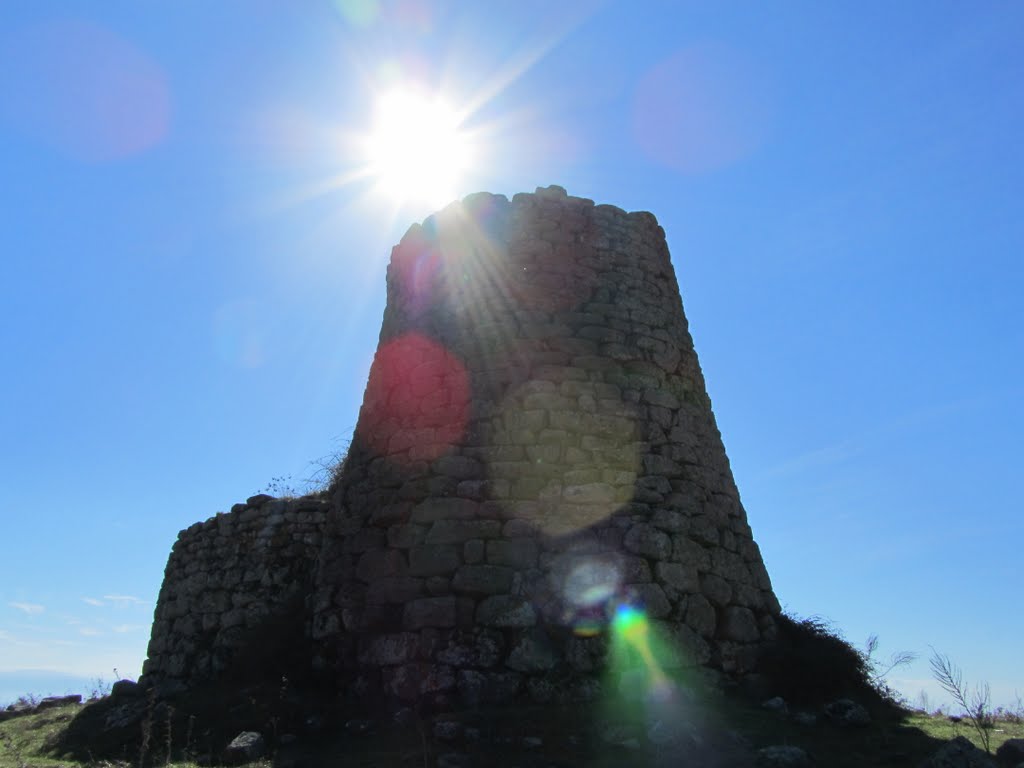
[929,647,992,754]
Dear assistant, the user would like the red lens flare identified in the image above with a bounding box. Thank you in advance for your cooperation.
[359,332,469,462]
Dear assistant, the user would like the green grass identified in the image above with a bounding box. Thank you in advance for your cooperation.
[2,695,1022,768]
[905,710,1024,753]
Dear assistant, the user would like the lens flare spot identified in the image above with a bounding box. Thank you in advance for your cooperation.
[359,332,469,462]
[332,0,380,27]
[565,560,621,608]
[212,299,266,368]
[632,41,774,174]
[609,603,675,702]
[1,19,171,162]
[489,380,640,535]
[572,617,604,638]
[613,604,647,640]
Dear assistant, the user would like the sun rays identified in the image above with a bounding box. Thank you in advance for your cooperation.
[358,87,476,210]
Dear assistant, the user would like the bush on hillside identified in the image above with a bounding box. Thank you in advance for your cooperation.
[758,613,902,710]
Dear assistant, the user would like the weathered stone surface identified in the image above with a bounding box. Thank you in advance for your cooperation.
[756,745,811,767]
[563,483,615,504]
[624,524,672,560]
[660,622,711,666]
[110,680,141,699]
[408,545,460,577]
[486,539,538,569]
[651,509,688,532]
[720,606,759,643]
[629,582,671,618]
[996,739,1024,767]
[643,388,680,410]
[506,628,558,672]
[673,534,712,571]
[426,520,502,544]
[432,455,482,480]
[655,561,699,593]
[457,670,521,705]
[387,524,426,548]
[411,499,480,523]
[142,495,330,687]
[452,565,514,595]
[358,633,419,665]
[223,731,266,765]
[356,549,408,582]
[918,736,997,768]
[383,663,456,700]
[434,719,462,742]
[565,634,607,672]
[436,629,503,667]
[824,698,870,727]
[762,696,788,715]
[690,516,720,547]
[619,555,653,583]
[366,577,424,604]
[700,573,733,607]
[502,519,535,538]
[436,752,475,768]
[36,695,82,711]
[476,595,537,627]
[685,594,717,637]
[403,597,457,629]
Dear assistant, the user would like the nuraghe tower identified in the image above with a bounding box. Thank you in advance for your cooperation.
[307,185,780,707]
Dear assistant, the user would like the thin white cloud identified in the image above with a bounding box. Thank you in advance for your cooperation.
[9,602,45,615]
[758,441,860,479]
[78,627,102,637]
[82,598,104,607]
[0,630,30,647]
[111,624,145,634]
[102,595,145,606]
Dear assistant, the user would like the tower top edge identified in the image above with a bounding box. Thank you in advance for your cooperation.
[397,186,661,250]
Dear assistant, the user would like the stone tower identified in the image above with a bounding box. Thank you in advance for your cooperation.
[310,186,780,707]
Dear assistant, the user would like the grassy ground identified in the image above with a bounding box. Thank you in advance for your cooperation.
[904,710,1024,753]
[2,695,1022,768]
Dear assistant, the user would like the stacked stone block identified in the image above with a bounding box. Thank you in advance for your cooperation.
[143,494,328,687]
[311,186,780,707]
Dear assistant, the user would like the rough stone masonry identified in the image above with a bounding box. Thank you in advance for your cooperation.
[143,185,781,709]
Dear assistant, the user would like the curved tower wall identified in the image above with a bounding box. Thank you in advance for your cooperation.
[312,185,779,706]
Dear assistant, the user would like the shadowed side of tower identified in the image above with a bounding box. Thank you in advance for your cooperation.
[311,185,780,708]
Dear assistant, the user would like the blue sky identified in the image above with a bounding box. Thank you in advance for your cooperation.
[1,1,1021,710]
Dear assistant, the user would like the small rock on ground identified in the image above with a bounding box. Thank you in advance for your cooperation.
[996,739,1024,766]
[824,698,871,727]
[917,735,997,768]
[223,731,266,764]
[757,745,812,767]
[437,752,475,768]
[762,697,788,715]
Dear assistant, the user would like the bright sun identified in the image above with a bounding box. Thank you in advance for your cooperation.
[360,88,474,209]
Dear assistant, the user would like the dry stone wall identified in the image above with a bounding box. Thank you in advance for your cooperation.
[143,494,328,689]
[310,186,780,708]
